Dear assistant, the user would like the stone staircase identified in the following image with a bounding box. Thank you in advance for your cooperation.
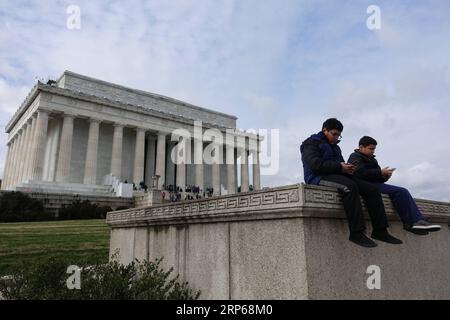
[16,180,114,197]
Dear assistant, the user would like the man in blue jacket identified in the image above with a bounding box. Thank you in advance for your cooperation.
[300,118,402,248]
[348,136,441,235]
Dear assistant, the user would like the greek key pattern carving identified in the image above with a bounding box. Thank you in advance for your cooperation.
[107,185,450,225]
[305,189,342,205]
[107,186,301,224]
[417,202,450,215]
[303,186,450,216]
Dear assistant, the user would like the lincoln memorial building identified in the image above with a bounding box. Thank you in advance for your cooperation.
[1,71,261,198]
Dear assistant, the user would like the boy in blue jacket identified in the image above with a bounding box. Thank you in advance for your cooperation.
[300,118,402,248]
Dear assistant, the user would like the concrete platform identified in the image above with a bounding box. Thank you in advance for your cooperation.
[106,184,450,299]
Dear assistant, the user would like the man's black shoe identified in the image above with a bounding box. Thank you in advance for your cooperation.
[349,232,378,248]
[371,229,403,244]
[403,224,429,236]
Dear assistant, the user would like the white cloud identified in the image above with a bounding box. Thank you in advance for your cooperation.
[0,0,449,202]
[0,78,30,177]
[0,78,29,114]
[390,162,450,202]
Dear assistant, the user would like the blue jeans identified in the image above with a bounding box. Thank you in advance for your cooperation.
[375,183,423,225]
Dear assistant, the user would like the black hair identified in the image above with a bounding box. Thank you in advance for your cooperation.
[359,136,378,147]
[322,118,343,132]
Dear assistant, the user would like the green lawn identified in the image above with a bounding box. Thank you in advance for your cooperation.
[0,219,111,276]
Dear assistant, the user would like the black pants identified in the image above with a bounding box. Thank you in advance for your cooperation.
[319,174,388,233]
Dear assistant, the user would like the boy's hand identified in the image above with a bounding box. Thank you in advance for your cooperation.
[341,162,355,174]
[381,167,394,177]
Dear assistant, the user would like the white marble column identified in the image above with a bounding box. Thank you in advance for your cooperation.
[42,118,62,182]
[194,138,204,192]
[46,118,61,182]
[110,124,124,180]
[83,119,101,185]
[133,128,146,184]
[17,122,31,184]
[175,137,186,193]
[212,142,221,196]
[11,128,25,187]
[2,142,13,190]
[155,132,166,189]
[240,142,249,193]
[5,137,18,189]
[55,114,75,183]
[251,137,261,190]
[30,110,50,181]
[8,132,19,188]
[226,137,236,195]
[145,135,157,185]
[23,114,37,182]
[5,137,16,190]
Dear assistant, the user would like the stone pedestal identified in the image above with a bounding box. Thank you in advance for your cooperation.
[134,189,163,207]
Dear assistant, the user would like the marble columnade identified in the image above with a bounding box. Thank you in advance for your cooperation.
[2,71,251,195]
[8,116,36,188]
[168,132,259,197]
[2,109,49,189]
[1,115,260,197]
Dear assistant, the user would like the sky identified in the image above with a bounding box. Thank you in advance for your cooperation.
[0,0,449,201]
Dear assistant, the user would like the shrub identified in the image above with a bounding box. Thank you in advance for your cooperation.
[0,192,53,222]
[58,200,112,220]
[0,254,200,300]
[0,192,115,222]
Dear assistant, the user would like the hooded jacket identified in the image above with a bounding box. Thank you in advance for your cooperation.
[347,150,389,183]
[300,131,344,185]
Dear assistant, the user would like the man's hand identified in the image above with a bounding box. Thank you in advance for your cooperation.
[381,167,395,178]
[341,162,355,174]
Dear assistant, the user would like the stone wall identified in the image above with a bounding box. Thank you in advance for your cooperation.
[107,184,450,299]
